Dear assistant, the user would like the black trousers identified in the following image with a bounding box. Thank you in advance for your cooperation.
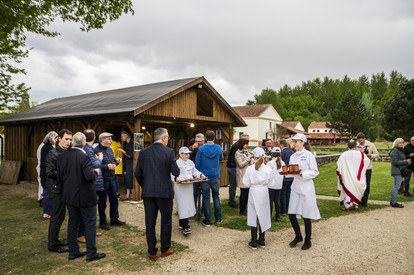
[361,169,372,205]
[143,197,173,255]
[239,188,249,213]
[47,192,66,249]
[179,218,189,229]
[269,189,281,219]
[289,214,312,241]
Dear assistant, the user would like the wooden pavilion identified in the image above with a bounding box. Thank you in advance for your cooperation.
[0,77,246,200]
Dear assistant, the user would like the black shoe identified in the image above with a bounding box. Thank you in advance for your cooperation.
[275,217,280,222]
[49,246,69,253]
[360,203,368,207]
[390,202,404,208]
[289,236,303,247]
[404,193,412,197]
[248,241,257,250]
[229,203,239,208]
[301,240,312,250]
[110,220,126,226]
[68,252,86,260]
[257,240,266,248]
[100,224,110,230]
[86,253,106,262]
[239,211,247,216]
[59,241,68,246]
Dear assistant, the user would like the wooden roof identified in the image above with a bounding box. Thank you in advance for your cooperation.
[0,77,245,126]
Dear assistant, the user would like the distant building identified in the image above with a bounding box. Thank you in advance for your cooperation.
[278,121,306,138]
[232,104,283,146]
[307,121,348,145]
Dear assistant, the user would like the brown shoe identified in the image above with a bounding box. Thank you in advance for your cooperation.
[77,236,86,243]
[148,254,157,261]
[120,197,129,201]
[161,249,174,257]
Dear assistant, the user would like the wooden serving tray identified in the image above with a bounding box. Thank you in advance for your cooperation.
[279,170,301,175]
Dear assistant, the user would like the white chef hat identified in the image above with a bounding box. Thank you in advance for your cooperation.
[291,133,307,143]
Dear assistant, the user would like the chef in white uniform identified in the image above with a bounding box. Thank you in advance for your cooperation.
[267,147,285,221]
[172,147,205,235]
[287,133,320,250]
[243,147,272,249]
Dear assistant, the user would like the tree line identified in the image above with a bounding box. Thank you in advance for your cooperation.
[246,71,413,141]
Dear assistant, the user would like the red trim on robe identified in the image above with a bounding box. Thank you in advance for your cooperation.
[357,151,365,181]
[336,169,361,205]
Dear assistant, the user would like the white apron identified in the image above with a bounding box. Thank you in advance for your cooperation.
[243,163,272,232]
[172,158,202,219]
[287,149,321,220]
[267,159,285,190]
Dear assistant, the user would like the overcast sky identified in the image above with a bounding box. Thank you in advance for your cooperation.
[15,0,414,106]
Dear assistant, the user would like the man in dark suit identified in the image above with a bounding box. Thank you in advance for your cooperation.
[279,139,294,215]
[135,127,180,261]
[57,132,106,262]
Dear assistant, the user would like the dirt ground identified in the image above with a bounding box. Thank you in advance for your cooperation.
[13,182,414,274]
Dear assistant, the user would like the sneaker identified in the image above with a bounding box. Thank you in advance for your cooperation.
[390,202,404,208]
[403,193,412,197]
[178,225,183,230]
[289,236,303,247]
[257,240,266,248]
[248,241,257,250]
[110,220,126,226]
[216,220,222,225]
[100,224,110,230]
[202,221,210,227]
[183,227,192,235]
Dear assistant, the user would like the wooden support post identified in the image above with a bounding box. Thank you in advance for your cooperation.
[132,117,142,201]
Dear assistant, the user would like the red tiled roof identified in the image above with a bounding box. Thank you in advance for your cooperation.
[278,124,306,134]
[232,104,272,117]
[281,121,299,128]
[307,133,334,139]
[308,121,328,129]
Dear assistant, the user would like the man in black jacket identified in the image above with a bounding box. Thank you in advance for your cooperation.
[135,127,180,261]
[403,136,414,196]
[94,132,125,230]
[45,129,72,253]
[279,139,294,216]
[226,134,249,208]
[58,132,106,262]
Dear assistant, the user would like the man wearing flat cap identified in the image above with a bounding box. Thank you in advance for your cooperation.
[94,132,126,230]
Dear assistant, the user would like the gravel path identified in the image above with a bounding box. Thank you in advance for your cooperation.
[12,182,414,274]
[119,187,414,274]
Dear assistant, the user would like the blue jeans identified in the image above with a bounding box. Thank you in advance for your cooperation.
[391,175,403,203]
[202,179,221,224]
[43,188,53,215]
[67,205,97,259]
[403,168,413,194]
[280,179,293,214]
[97,180,119,225]
[227,167,237,206]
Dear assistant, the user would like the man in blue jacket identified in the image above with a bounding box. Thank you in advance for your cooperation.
[279,139,294,216]
[94,132,125,230]
[135,127,180,261]
[195,130,224,227]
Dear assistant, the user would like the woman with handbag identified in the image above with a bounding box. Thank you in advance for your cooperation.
[389,138,412,208]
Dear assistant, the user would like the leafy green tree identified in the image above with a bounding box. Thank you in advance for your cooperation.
[0,0,134,111]
[382,79,414,141]
[327,88,371,137]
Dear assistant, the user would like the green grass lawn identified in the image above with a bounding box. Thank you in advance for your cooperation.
[312,142,393,150]
[0,188,187,274]
[314,161,414,203]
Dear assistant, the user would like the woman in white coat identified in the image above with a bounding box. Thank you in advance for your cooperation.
[235,138,255,215]
[287,133,320,250]
[173,147,205,235]
[243,147,272,249]
[267,147,285,222]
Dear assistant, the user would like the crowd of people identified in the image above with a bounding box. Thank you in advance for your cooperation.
[35,126,414,262]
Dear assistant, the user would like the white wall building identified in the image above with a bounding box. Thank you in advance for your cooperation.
[232,104,283,146]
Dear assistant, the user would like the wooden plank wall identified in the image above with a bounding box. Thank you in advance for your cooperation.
[144,88,234,124]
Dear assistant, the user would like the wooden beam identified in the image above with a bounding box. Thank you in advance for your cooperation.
[132,117,142,201]
[219,126,230,140]
[126,121,135,134]
[80,121,87,130]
